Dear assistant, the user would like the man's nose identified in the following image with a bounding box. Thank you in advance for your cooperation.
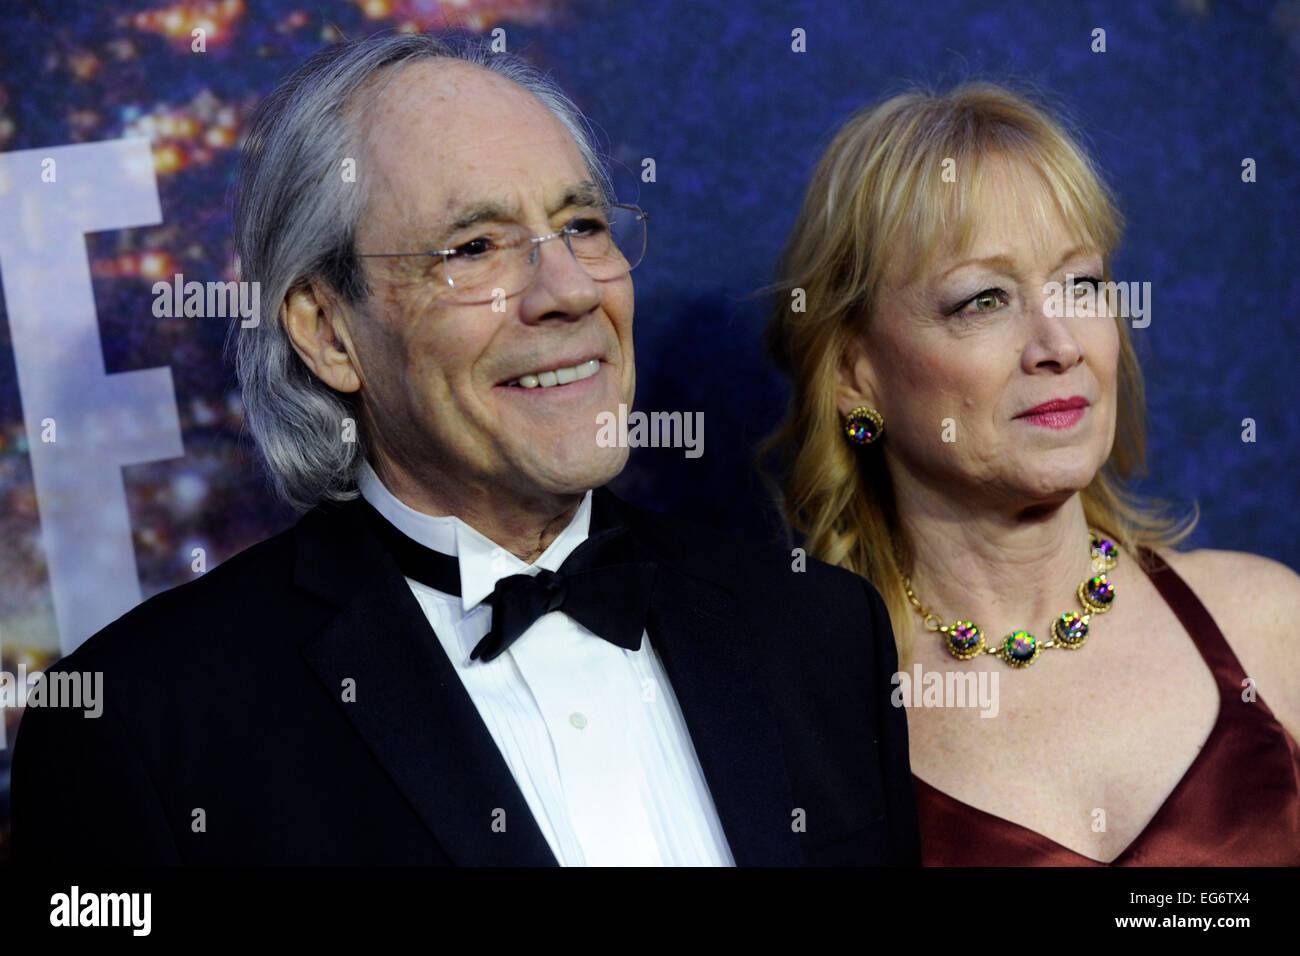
[519,233,602,321]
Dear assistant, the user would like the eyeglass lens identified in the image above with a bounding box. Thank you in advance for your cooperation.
[443,206,645,302]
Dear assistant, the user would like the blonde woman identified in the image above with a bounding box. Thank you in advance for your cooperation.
[764,82,1300,865]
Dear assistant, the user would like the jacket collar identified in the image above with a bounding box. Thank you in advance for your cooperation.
[292,490,801,866]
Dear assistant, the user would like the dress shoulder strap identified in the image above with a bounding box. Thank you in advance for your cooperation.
[1137,546,1242,686]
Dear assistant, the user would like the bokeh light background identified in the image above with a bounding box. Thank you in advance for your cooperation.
[0,0,1297,861]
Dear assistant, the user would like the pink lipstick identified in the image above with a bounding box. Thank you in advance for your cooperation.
[1015,396,1089,430]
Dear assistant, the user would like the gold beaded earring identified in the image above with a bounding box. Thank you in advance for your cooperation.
[844,405,884,444]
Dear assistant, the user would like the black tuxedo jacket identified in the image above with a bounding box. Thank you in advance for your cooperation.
[11,488,919,865]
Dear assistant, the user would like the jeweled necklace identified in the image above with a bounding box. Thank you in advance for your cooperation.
[899,531,1119,668]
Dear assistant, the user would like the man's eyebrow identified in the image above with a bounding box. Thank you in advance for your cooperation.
[433,182,606,240]
[561,182,605,210]
[447,202,512,234]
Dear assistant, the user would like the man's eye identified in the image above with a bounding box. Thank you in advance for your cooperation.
[566,217,607,238]
[446,236,496,260]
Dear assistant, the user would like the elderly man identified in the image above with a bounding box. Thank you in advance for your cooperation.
[11,33,917,866]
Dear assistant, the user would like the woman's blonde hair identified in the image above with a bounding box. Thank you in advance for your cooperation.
[762,81,1197,666]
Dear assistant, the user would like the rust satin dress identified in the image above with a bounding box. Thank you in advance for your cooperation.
[914,547,1300,866]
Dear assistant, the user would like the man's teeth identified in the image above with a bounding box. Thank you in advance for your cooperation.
[510,359,600,389]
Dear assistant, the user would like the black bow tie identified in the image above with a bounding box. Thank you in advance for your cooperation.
[360,498,656,663]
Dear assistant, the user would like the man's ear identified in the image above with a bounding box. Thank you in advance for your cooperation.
[282,279,362,394]
[836,332,880,418]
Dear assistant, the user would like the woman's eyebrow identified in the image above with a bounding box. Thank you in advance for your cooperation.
[935,245,1100,283]
[1049,245,1100,271]
[936,254,1018,281]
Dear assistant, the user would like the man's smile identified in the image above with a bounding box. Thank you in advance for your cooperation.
[500,357,601,388]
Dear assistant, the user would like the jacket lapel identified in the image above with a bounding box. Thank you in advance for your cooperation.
[293,500,557,866]
[595,491,803,866]
[291,491,803,866]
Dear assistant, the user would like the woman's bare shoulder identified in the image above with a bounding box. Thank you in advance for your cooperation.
[1154,546,1300,612]
[1153,546,1300,735]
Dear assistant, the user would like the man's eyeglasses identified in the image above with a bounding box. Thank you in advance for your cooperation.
[357,203,648,306]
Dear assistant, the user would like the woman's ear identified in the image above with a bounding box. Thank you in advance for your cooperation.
[281,279,363,394]
[836,332,880,418]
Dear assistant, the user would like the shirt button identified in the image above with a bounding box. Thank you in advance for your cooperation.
[569,712,588,730]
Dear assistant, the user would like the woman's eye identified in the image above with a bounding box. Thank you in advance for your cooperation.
[950,288,1007,315]
[1070,276,1101,295]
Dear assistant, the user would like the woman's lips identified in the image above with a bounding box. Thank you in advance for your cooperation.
[1017,407,1086,429]
[1015,396,1089,429]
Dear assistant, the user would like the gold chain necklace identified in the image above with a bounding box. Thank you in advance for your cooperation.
[899,531,1118,668]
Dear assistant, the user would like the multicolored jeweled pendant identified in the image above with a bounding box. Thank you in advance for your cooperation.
[1078,574,1115,615]
[1091,534,1118,572]
[998,630,1040,668]
[944,620,985,660]
[1052,611,1090,649]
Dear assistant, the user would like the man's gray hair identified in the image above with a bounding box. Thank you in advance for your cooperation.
[229,32,613,512]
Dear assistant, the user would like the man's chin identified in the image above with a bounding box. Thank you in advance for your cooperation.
[526,446,630,497]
